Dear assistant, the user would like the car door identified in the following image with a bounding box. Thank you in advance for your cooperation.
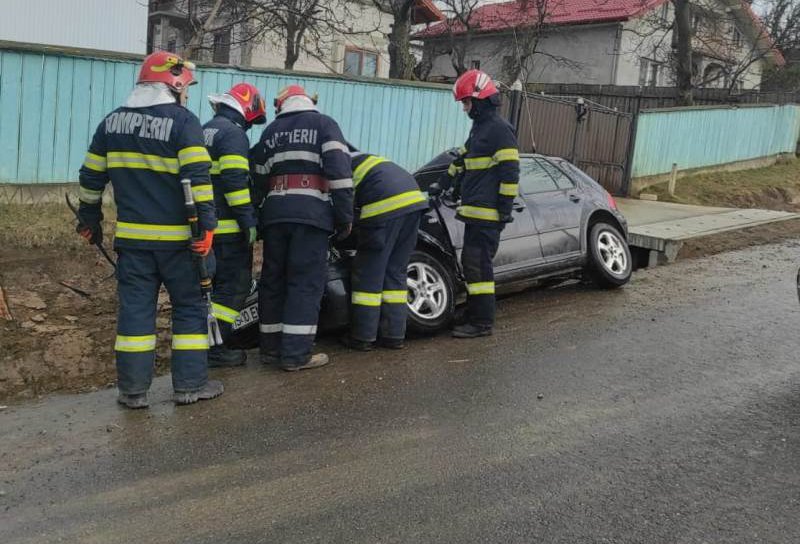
[519,158,583,261]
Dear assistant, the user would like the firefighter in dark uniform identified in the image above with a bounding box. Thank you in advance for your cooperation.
[251,85,353,371]
[341,147,428,351]
[202,83,266,366]
[446,69,520,338]
[76,51,223,408]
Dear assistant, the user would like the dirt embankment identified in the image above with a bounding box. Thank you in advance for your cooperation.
[0,248,177,401]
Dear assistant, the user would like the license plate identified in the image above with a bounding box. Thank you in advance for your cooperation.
[232,303,259,330]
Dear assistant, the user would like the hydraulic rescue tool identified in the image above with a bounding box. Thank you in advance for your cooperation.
[181,179,224,346]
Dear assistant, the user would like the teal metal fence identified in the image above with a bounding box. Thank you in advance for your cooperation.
[631,104,800,178]
[0,46,471,184]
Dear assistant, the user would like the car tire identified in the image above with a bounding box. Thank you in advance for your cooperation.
[586,222,632,288]
[406,249,456,334]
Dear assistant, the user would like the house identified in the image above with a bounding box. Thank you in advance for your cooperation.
[414,0,784,90]
[148,0,443,78]
[0,0,148,55]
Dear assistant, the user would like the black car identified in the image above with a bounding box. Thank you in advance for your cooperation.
[229,150,632,347]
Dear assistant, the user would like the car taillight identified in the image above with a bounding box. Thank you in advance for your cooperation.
[606,192,618,210]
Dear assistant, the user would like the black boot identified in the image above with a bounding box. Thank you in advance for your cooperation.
[173,380,225,405]
[340,335,375,352]
[117,392,149,409]
[451,323,493,339]
[378,337,405,350]
[208,345,246,368]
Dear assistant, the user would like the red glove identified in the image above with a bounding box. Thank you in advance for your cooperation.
[191,230,214,257]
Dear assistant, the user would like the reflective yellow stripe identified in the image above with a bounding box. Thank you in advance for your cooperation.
[172,334,209,350]
[212,303,239,324]
[464,148,519,171]
[464,156,494,170]
[215,219,241,235]
[116,221,191,241]
[457,205,500,221]
[178,146,211,167]
[360,190,426,220]
[83,152,107,172]
[210,161,221,175]
[499,182,519,197]
[353,155,387,187]
[107,152,179,174]
[352,291,382,307]
[219,154,249,170]
[467,281,495,295]
[494,148,520,162]
[382,290,407,304]
[448,163,464,176]
[115,334,157,353]
[79,185,103,204]
[224,188,252,206]
[192,184,214,203]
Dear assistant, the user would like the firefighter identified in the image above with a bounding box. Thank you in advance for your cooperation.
[251,84,353,371]
[76,51,223,408]
[203,83,266,366]
[447,69,520,338]
[341,147,428,351]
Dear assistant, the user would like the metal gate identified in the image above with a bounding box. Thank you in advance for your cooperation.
[506,92,634,195]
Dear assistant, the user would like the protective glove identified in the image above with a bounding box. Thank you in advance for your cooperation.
[245,226,258,245]
[499,213,514,224]
[191,230,214,257]
[76,221,102,245]
[335,222,352,241]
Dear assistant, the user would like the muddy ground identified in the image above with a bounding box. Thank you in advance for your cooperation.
[3,219,800,402]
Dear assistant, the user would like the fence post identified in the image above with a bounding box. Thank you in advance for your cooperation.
[508,79,523,135]
[668,163,678,196]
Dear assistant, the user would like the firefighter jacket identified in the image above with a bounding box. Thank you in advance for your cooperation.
[446,104,520,225]
[251,107,353,232]
[78,100,215,250]
[351,154,428,225]
[203,106,257,243]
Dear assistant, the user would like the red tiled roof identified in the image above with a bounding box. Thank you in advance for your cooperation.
[411,0,445,24]
[415,0,667,38]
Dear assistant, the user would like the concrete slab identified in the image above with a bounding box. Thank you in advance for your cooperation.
[617,198,799,264]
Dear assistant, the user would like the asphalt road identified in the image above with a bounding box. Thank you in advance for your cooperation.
[2,240,799,544]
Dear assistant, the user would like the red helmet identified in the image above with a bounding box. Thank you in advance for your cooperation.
[227,83,267,124]
[453,69,498,101]
[274,84,318,112]
[138,51,196,92]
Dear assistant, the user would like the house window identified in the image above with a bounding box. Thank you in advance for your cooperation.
[471,60,481,69]
[213,30,231,64]
[692,13,702,32]
[659,2,669,22]
[167,39,176,53]
[344,48,379,77]
[639,58,661,87]
[732,27,742,47]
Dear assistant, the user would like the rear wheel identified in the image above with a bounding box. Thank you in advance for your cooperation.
[586,222,632,288]
[406,249,456,334]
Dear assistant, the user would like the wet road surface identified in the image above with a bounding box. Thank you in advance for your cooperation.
[2,240,800,543]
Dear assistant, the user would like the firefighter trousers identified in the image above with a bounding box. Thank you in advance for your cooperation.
[461,223,502,327]
[115,248,210,395]
[350,212,421,343]
[258,223,329,366]
[211,239,253,342]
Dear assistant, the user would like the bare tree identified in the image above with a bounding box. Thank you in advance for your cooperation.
[626,0,792,105]
[372,0,418,79]
[436,0,483,75]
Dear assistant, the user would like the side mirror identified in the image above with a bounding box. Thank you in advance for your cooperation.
[428,182,443,197]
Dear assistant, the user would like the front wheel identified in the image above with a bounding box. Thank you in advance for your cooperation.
[586,222,632,288]
[406,249,456,334]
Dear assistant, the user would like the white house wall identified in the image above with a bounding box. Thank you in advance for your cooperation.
[0,0,148,54]
[427,24,620,85]
[245,2,392,77]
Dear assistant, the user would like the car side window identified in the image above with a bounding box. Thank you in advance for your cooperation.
[518,159,558,194]
[538,159,575,190]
